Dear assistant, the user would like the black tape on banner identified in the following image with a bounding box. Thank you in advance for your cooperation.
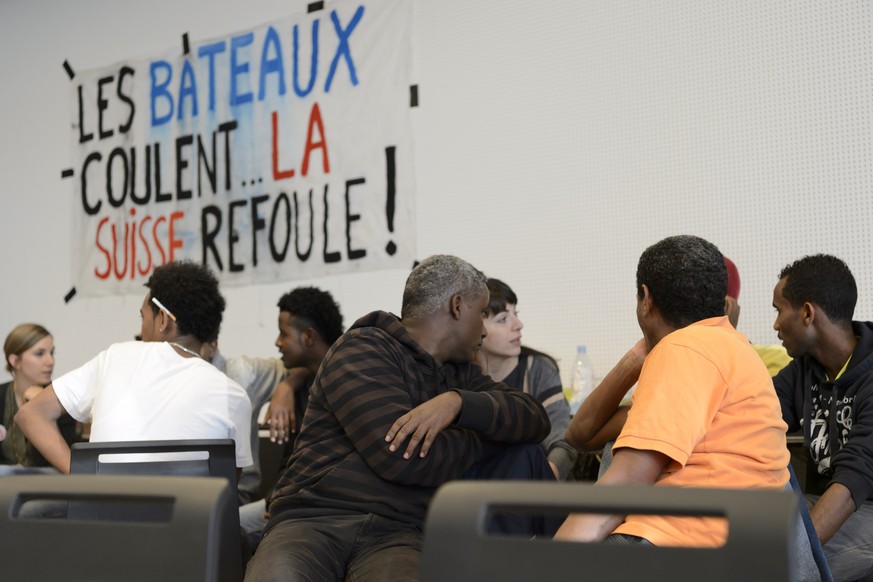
[410,85,419,108]
[64,287,77,304]
[63,60,75,80]
[182,32,190,55]
[308,1,324,13]
[61,169,74,179]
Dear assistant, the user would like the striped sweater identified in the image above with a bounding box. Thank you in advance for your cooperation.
[266,310,550,530]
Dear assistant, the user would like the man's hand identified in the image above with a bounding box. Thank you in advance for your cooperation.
[265,379,296,444]
[385,392,462,459]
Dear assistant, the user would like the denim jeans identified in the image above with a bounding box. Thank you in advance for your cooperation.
[244,513,422,582]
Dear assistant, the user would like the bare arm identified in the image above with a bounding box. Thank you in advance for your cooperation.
[810,482,856,545]
[266,368,311,443]
[554,447,670,541]
[565,339,646,451]
[14,386,73,474]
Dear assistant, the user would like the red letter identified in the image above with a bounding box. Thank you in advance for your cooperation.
[301,102,330,176]
[129,208,137,280]
[168,211,185,260]
[271,110,295,180]
[137,215,153,275]
[94,217,112,280]
[153,216,167,265]
[112,222,130,280]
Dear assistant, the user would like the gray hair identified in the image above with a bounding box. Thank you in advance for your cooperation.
[401,255,487,319]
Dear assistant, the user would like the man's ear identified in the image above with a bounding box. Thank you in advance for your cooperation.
[802,302,816,326]
[302,327,318,347]
[157,309,169,333]
[639,284,654,316]
[449,294,464,321]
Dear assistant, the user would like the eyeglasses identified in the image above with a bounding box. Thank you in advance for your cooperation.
[151,297,177,321]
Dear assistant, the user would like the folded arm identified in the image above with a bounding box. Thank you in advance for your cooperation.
[321,334,548,487]
[565,339,646,451]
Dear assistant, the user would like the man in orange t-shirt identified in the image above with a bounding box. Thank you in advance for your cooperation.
[556,235,790,546]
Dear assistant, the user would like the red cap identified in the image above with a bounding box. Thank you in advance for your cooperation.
[724,256,740,300]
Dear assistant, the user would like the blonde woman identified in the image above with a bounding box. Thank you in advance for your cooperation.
[1,324,78,466]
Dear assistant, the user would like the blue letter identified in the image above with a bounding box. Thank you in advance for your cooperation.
[197,41,226,112]
[258,27,286,100]
[177,60,199,120]
[293,20,319,97]
[230,32,254,106]
[325,6,363,92]
[150,60,174,126]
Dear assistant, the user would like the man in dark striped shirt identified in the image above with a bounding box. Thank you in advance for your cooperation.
[245,255,552,582]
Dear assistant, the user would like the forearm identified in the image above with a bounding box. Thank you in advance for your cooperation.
[15,410,72,473]
[811,482,856,545]
[554,447,669,541]
[455,389,550,443]
[566,343,644,450]
[15,386,75,474]
[575,406,630,452]
[555,511,624,542]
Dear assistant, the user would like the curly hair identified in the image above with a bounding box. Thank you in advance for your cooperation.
[779,254,856,326]
[277,287,344,344]
[401,255,487,319]
[4,323,51,374]
[145,261,225,343]
[636,235,727,329]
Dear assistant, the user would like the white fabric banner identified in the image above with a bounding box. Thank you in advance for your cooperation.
[69,0,415,295]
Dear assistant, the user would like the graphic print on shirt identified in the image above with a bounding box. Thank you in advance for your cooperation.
[809,381,854,475]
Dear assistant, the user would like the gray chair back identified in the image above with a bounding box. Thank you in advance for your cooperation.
[71,438,236,483]
[70,439,242,581]
[0,474,231,582]
[421,481,798,582]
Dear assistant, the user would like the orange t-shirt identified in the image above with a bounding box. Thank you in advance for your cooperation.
[613,316,790,547]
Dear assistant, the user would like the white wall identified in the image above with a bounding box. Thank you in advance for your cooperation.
[2,0,873,386]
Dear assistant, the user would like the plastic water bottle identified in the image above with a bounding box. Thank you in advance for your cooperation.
[569,344,595,415]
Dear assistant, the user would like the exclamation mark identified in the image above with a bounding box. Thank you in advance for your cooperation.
[385,146,397,255]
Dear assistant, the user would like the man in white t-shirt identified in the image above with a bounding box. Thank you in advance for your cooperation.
[16,261,252,473]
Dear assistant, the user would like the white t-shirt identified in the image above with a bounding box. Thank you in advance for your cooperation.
[53,341,253,467]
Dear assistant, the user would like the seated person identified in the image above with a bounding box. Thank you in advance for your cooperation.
[201,340,286,505]
[475,277,577,479]
[556,235,789,546]
[566,254,790,453]
[1,324,79,467]
[16,261,252,474]
[245,255,552,581]
[238,286,344,542]
[772,254,873,581]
